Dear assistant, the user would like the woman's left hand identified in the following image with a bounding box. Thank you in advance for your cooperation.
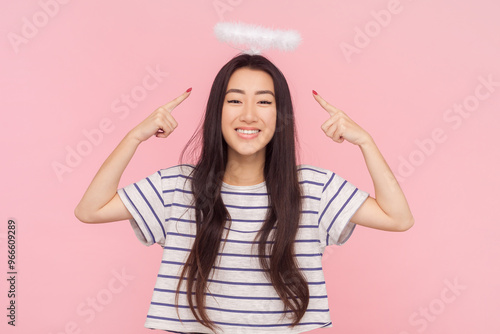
[312,90,372,146]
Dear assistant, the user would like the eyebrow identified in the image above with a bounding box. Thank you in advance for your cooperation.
[225,88,275,97]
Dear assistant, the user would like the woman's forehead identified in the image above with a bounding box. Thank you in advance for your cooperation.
[226,68,274,92]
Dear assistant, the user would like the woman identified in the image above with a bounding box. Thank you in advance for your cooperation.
[75,54,414,334]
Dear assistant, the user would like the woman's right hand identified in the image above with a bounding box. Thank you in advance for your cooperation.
[128,88,192,142]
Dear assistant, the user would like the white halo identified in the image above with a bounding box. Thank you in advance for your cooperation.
[214,22,302,54]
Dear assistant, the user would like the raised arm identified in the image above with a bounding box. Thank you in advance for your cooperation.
[74,88,192,224]
[312,90,414,232]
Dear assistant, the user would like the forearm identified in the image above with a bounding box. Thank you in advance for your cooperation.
[358,136,414,228]
[75,132,141,218]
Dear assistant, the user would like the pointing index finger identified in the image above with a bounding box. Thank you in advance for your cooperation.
[162,87,192,113]
[312,90,340,116]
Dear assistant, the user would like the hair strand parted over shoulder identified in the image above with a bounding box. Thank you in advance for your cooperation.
[177,53,307,333]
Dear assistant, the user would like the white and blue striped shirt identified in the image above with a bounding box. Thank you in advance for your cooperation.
[118,164,369,334]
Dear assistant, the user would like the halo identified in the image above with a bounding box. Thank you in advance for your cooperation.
[214,22,302,55]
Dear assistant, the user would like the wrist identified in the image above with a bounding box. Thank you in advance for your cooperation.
[123,131,143,147]
[357,134,375,149]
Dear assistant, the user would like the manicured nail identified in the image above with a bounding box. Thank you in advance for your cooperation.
[186,87,192,93]
[312,90,318,95]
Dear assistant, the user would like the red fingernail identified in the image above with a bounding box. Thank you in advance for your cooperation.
[312,90,318,95]
[186,87,192,93]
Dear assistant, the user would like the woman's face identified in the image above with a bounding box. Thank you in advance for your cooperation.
[221,67,277,163]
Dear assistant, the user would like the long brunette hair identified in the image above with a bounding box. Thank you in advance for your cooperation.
[177,54,307,333]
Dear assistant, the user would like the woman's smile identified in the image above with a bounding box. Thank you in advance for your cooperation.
[235,127,261,138]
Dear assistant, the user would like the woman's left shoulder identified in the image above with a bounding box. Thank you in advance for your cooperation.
[296,164,332,183]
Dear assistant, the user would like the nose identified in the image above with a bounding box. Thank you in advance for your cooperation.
[239,103,258,123]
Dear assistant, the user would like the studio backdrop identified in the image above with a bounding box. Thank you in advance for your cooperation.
[1,1,498,333]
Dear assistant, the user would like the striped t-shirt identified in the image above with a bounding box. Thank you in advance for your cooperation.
[117,164,369,334]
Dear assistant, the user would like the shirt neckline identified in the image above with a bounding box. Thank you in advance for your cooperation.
[221,180,267,190]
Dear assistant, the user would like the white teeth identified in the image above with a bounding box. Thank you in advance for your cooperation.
[236,129,260,134]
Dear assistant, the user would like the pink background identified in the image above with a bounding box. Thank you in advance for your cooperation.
[1,0,499,333]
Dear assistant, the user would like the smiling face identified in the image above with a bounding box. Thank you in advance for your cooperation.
[221,67,277,164]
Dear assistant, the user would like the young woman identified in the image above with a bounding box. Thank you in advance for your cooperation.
[75,54,414,334]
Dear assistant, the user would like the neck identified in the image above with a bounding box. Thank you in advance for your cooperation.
[223,151,266,186]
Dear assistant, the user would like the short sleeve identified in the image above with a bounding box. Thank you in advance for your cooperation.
[318,170,369,246]
[117,170,166,246]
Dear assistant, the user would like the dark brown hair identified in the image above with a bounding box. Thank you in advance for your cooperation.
[177,53,307,333]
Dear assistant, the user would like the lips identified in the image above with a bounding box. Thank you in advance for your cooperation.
[235,127,260,130]
[235,127,260,139]
[236,128,260,134]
